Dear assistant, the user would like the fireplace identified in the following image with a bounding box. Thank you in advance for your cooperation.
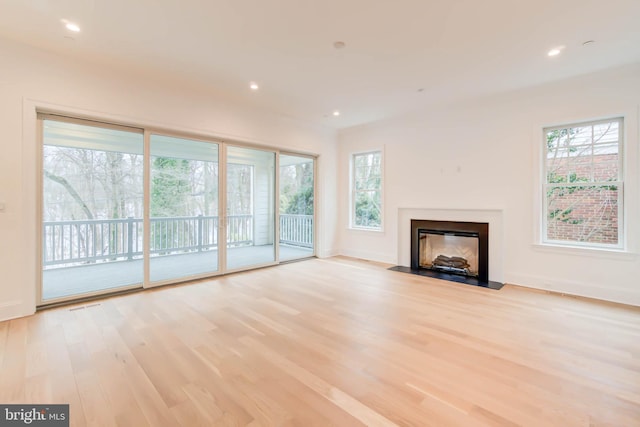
[389,208,503,289]
[411,219,489,283]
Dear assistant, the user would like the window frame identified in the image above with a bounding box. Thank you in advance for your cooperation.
[541,117,624,250]
[350,149,384,231]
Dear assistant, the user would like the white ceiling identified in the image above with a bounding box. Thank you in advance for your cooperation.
[1,0,639,129]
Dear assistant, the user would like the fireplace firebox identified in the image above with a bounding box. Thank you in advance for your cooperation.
[419,230,480,277]
[411,219,489,283]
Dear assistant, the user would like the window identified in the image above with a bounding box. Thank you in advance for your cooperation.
[351,150,383,230]
[42,117,144,300]
[543,118,623,248]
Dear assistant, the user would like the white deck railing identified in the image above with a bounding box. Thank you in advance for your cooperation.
[279,214,313,248]
[43,214,312,266]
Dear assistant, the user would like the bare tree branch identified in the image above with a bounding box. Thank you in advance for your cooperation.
[44,169,94,219]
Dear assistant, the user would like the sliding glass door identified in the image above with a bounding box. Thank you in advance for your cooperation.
[279,154,315,261]
[40,115,315,304]
[41,118,144,301]
[225,146,276,270]
[149,135,219,282]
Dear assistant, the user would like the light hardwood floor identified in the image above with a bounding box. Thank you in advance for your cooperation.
[1,257,639,426]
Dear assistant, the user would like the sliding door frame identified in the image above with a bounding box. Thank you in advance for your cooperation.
[279,151,318,261]
[37,113,146,306]
[223,142,279,274]
[36,111,318,306]
[143,130,225,289]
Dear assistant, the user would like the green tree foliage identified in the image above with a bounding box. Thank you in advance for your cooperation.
[355,191,381,227]
[285,187,314,215]
[151,157,190,217]
[151,157,192,253]
[280,161,314,215]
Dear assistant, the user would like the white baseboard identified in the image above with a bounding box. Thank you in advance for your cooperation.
[0,301,35,322]
[505,272,640,307]
[317,249,340,258]
[338,249,396,265]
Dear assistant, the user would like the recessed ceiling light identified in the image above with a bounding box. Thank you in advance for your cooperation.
[582,40,595,46]
[547,46,565,57]
[249,82,259,90]
[65,22,80,32]
[333,41,346,49]
[332,110,340,116]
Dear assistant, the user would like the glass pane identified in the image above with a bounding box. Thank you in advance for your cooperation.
[150,135,219,282]
[355,153,369,168]
[546,185,619,245]
[355,190,381,228]
[593,121,619,144]
[354,152,381,190]
[226,146,275,269]
[546,121,620,183]
[42,119,143,300]
[279,154,314,261]
[591,158,619,181]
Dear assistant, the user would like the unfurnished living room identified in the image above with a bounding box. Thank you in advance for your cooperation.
[0,1,639,426]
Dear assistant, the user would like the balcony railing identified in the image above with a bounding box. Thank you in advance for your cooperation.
[279,214,313,248]
[43,214,312,267]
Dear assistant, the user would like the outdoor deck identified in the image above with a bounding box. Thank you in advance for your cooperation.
[42,245,312,300]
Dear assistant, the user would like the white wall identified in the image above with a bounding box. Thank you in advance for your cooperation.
[339,64,640,306]
[0,38,338,321]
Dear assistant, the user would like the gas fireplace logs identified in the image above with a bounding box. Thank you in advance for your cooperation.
[432,255,470,269]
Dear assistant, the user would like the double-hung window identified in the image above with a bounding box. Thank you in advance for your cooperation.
[543,118,623,248]
[351,150,383,230]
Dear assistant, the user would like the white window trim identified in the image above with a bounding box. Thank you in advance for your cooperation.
[534,113,638,255]
[349,148,384,232]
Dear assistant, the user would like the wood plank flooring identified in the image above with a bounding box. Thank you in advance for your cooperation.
[1,257,639,426]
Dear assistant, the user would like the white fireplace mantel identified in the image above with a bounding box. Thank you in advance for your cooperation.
[397,208,504,283]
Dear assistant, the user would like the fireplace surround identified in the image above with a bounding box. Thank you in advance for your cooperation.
[390,218,503,289]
